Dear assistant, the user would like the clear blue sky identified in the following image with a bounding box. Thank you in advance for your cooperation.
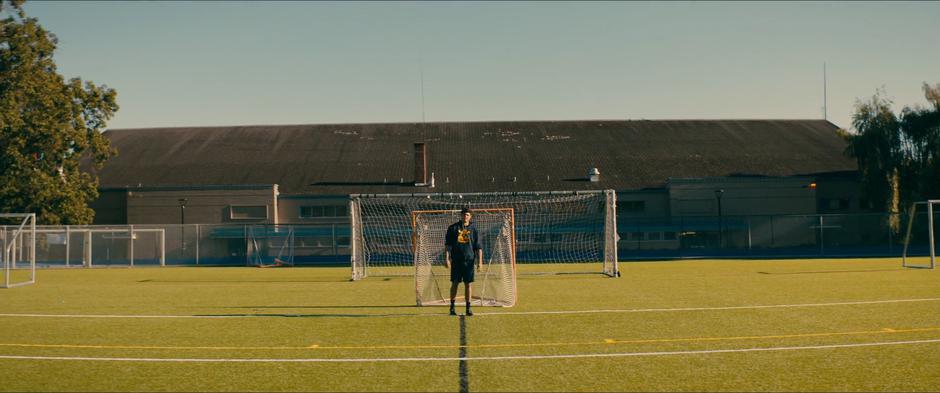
[22,1,940,131]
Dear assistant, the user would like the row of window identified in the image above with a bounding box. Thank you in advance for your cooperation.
[300,205,348,218]
[226,205,350,220]
[236,197,867,221]
[624,231,678,241]
[621,199,873,215]
[617,201,646,213]
[621,198,871,215]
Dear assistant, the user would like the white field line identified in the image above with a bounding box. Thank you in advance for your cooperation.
[481,297,940,316]
[1,338,939,363]
[1,297,939,319]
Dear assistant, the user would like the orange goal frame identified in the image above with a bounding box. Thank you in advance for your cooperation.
[411,208,517,306]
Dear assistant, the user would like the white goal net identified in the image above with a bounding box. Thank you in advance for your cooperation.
[246,225,295,267]
[902,200,939,269]
[350,190,618,280]
[414,208,516,307]
[1,213,36,288]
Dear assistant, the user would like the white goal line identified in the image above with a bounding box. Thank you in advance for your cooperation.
[1,297,938,319]
[1,338,939,363]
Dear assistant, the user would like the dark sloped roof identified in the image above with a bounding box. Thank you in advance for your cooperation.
[85,119,856,195]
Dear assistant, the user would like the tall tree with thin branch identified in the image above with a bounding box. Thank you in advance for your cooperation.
[843,82,940,231]
[0,0,118,224]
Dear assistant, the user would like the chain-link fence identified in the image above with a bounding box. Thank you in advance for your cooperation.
[3,211,938,267]
[0,224,351,267]
[618,212,939,259]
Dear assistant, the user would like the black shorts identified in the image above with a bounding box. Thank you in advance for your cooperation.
[450,260,475,283]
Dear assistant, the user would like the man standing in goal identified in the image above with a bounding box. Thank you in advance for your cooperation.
[445,208,483,316]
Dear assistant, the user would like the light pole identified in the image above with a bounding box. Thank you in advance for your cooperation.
[178,198,187,250]
[714,189,724,249]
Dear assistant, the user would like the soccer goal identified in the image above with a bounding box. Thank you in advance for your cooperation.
[902,200,939,269]
[414,208,516,307]
[350,190,618,280]
[1,213,36,288]
[247,225,295,267]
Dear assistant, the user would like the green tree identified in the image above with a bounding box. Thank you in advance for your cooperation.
[843,88,903,216]
[843,82,940,228]
[0,0,118,224]
[898,82,940,203]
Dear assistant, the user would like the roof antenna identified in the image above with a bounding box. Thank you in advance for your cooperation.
[822,61,827,121]
[420,68,426,125]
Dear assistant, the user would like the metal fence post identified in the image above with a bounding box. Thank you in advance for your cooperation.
[65,225,70,267]
[129,224,134,267]
[819,215,825,256]
[746,216,752,252]
[195,224,200,265]
[84,230,92,268]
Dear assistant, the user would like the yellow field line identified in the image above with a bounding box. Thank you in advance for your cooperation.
[1,327,939,351]
[0,343,299,351]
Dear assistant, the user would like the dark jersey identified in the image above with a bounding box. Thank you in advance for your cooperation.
[445,221,482,262]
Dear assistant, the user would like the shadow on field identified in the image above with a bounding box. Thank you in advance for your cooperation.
[194,311,435,318]
[757,268,905,275]
[198,313,428,318]
[189,304,429,318]
[223,305,418,309]
[137,279,348,283]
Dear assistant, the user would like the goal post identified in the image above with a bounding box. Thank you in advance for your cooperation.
[902,200,939,269]
[413,208,516,307]
[1,213,36,288]
[350,190,618,280]
[246,225,295,267]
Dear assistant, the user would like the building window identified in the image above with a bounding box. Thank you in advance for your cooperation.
[300,205,348,218]
[820,198,851,211]
[618,201,646,213]
[230,205,268,220]
[648,232,661,241]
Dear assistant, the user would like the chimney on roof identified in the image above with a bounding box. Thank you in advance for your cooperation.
[414,142,428,186]
[589,167,600,182]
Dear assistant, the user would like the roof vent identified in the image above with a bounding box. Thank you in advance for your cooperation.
[589,167,600,182]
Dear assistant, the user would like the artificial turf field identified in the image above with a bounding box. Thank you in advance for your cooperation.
[1,258,939,392]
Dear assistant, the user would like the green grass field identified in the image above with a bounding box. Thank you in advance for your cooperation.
[1,258,939,392]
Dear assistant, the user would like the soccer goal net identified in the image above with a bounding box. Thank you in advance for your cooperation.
[1,213,36,288]
[902,200,940,269]
[246,225,295,267]
[414,208,516,307]
[350,190,618,280]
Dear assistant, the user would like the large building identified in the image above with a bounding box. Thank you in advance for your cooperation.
[82,119,863,261]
